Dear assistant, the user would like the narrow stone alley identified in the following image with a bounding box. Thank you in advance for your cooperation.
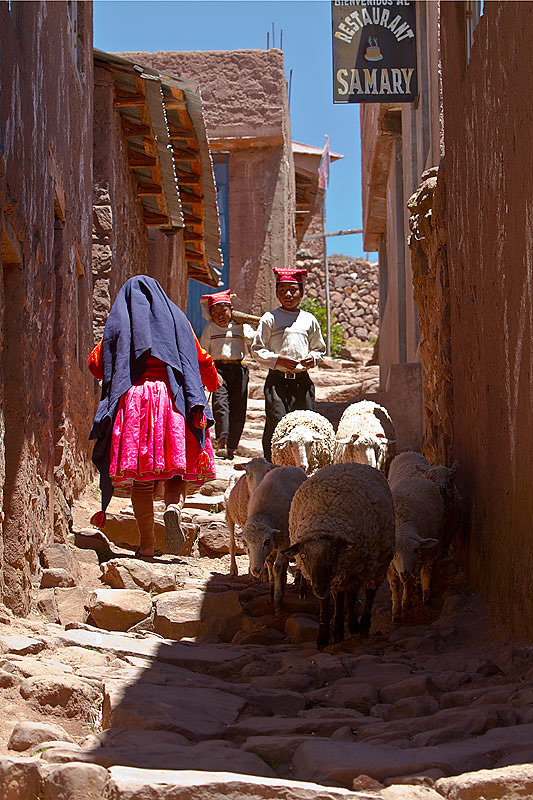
[0,354,531,800]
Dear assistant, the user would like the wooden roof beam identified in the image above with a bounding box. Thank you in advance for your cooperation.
[121,118,151,137]
[176,171,202,185]
[114,88,146,107]
[183,212,203,224]
[168,124,196,140]
[180,189,203,204]
[128,150,157,168]
[135,180,164,196]
[143,209,170,226]
[184,231,203,242]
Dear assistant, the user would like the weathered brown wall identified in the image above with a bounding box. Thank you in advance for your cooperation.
[92,65,187,344]
[0,1,95,613]
[441,2,533,636]
[408,163,452,467]
[118,49,296,316]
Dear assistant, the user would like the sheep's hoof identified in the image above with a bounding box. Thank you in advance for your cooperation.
[316,628,331,650]
[348,619,359,635]
[393,614,401,624]
[230,564,238,578]
[423,592,432,605]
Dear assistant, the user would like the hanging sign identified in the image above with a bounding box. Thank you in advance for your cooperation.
[332,1,417,104]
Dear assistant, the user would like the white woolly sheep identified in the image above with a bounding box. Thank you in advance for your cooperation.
[388,451,430,489]
[224,457,274,576]
[334,400,396,474]
[241,466,307,611]
[284,462,395,649]
[271,410,335,475]
[387,447,462,622]
[389,451,462,551]
[387,474,444,622]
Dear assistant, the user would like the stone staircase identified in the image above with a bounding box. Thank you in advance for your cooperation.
[0,355,532,799]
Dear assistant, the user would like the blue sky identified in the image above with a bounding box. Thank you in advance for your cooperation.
[94,0,368,258]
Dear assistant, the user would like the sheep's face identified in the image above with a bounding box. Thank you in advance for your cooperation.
[336,433,382,468]
[243,459,274,493]
[393,533,439,583]
[274,427,319,473]
[419,463,457,505]
[285,538,340,599]
[242,522,280,578]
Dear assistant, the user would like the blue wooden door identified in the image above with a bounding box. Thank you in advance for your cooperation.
[187,155,229,336]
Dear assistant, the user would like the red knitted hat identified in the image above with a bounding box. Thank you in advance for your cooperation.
[202,289,231,308]
[273,267,308,284]
[200,289,232,320]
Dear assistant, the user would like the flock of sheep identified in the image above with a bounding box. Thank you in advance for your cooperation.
[224,401,462,650]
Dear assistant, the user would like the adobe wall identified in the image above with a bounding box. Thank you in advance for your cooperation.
[0,2,95,613]
[441,2,533,637]
[118,49,296,316]
[92,65,187,345]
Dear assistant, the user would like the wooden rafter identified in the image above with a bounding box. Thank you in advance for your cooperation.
[121,118,151,137]
[135,180,163,196]
[143,209,169,226]
[114,88,146,107]
[128,150,157,168]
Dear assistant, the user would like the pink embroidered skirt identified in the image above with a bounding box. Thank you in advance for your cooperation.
[109,372,215,489]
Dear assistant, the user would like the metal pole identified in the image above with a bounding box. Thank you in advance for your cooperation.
[304,227,363,241]
[322,197,331,357]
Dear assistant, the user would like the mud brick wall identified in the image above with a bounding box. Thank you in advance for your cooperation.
[441,2,533,638]
[0,3,95,613]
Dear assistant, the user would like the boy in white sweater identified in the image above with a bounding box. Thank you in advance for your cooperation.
[200,289,255,459]
[251,267,326,460]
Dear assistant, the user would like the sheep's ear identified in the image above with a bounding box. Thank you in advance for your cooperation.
[282,543,300,557]
[275,434,291,446]
[415,464,429,476]
[234,462,248,472]
[420,537,439,550]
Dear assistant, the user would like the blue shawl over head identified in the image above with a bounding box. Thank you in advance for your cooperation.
[90,275,213,511]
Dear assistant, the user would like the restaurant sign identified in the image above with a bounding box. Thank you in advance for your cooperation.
[332,1,417,104]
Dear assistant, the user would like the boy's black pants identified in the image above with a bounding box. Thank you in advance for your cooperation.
[212,361,249,451]
[262,369,315,461]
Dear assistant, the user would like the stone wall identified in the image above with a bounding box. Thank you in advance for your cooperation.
[296,214,379,342]
[0,2,95,613]
[440,1,533,638]
[118,49,295,316]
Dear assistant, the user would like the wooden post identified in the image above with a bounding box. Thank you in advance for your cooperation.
[322,197,331,357]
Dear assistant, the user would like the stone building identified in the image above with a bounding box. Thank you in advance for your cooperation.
[410,1,533,638]
[92,50,221,340]
[0,1,95,613]
[118,48,296,333]
[360,0,443,447]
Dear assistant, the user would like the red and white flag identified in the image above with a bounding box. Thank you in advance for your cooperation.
[318,135,330,191]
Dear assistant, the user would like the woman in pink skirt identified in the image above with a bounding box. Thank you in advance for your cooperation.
[89,275,219,558]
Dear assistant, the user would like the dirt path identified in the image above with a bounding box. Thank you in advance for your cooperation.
[0,353,531,799]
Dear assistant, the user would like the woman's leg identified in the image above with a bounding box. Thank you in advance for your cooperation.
[164,475,187,509]
[163,475,187,554]
[131,480,155,555]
